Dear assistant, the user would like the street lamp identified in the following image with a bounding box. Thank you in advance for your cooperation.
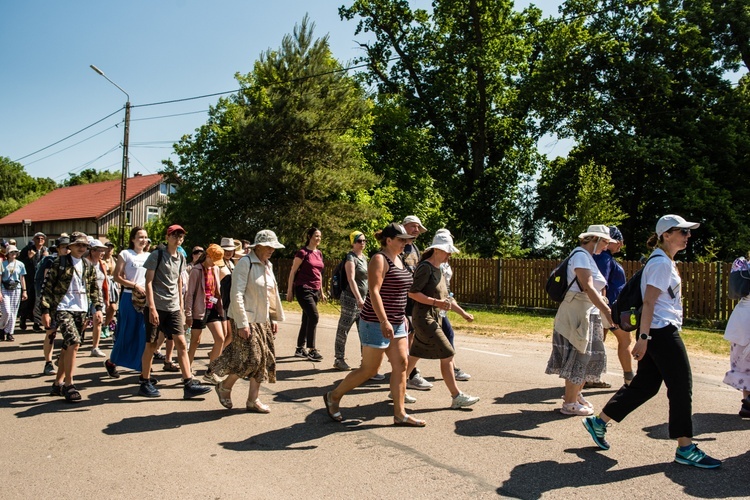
[90,64,130,250]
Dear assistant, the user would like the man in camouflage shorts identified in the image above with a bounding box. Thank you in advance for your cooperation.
[41,232,103,403]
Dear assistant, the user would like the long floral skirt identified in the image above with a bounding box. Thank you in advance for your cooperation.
[210,321,276,383]
[545,312,607,385]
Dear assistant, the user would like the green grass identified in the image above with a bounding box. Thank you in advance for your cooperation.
[285,301,730,357]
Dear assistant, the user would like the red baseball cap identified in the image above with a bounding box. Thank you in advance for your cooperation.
[166,224,186,236]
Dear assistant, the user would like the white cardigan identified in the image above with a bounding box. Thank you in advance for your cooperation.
[228,252,285,329]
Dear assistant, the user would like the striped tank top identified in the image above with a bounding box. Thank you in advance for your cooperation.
[360,252,413,325]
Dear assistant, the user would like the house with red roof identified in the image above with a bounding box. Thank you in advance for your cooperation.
[0,173,174,244]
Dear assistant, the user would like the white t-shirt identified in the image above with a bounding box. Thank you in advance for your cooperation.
[567,248,607,294]
[640,248,682,329]
[120,249,150,290]
[57,256,89,312]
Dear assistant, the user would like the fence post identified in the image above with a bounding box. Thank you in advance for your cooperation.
[497,259,503,306]
[715,262,722,324]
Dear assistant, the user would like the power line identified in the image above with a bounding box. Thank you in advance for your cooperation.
[130,109,209,121]
[52,144,121,180]
[13,107,122,162]
[23,123,121,167]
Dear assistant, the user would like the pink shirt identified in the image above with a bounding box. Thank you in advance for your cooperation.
[293,248,324,290]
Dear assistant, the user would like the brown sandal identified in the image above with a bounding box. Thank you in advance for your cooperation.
[215,381,232,409]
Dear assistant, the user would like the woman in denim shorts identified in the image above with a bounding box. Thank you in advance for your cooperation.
[324,223,426,426]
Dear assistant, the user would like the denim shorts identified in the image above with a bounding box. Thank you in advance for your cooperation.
[358,319,407,349]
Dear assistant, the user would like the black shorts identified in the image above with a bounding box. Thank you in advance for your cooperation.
[146,309,185,342]
[191,306,222,330]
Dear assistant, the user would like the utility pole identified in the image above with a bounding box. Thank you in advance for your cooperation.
[90,64,130,249]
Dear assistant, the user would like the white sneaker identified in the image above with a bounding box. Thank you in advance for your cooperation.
[406,373,433,391]
[450,392,480,409]
[90,347,106,357]
[388,392,417,404]
[454,367,471,381]
[560,402,594,416]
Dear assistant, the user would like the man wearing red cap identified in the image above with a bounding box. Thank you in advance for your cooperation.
[138,225,211,399]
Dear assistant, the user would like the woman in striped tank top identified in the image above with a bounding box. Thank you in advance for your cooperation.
[324,223,426,427]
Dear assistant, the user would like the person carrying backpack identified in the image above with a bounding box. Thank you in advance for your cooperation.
[591,225,632,387]
[583,215,721,469]
[332,231,368,371]
[137,225,211,400]
[723,254,750,418]
[41,232,103,403]
[545,224,615,416]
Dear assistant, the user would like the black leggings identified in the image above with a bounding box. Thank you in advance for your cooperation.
[602,325,693,438]
[295,285,320,349]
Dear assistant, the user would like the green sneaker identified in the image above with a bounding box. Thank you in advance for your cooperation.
[582,416,610,450]
[674,444,721,469]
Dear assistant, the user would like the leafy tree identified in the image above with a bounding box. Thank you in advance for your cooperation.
[0,156,57,218]
[340,0,547,256]
[532,0,750,260]
[541,160,627,250]
[163,16,384,257]
[63,168,120,187]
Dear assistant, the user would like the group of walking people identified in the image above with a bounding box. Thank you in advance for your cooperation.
[4,210,748,470]
[546,215,724,469]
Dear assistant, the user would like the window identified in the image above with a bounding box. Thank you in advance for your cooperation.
[159,183,178,195]
[146,206,160,222]
[125,210,132,226]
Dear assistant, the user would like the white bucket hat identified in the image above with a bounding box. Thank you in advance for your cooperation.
[426,229,460,254]
[655,214,700,237]
[250,230,285,249]
[578,224,615,242]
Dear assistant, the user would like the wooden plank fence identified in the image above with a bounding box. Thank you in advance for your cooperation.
[271,257,738,324]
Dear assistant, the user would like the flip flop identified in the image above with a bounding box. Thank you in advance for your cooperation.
[393,414,426,427]
[323,391,343,422]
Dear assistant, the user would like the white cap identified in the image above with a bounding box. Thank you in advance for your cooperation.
[655,214,700,237]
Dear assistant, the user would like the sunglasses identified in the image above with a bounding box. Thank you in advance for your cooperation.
[192,249,204,255]
[355,239,366,243]
[668,228,691,235]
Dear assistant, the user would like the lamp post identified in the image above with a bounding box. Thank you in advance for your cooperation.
[90,64,130,250]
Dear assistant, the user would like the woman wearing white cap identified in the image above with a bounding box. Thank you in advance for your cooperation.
[210,230,285,413]
[405,230,480,409]
[0,245,27,341]
[583,215,721,469]
[545,224,614,416]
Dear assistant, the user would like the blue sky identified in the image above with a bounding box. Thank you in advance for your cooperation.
[1,1,565,183]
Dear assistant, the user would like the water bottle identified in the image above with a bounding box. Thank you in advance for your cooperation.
[440,292,454,318]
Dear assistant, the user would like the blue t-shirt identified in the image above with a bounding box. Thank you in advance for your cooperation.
[593,250,627,304]
[2,260,27,286]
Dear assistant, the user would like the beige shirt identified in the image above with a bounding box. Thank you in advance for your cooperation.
[554,291,595,353]
[228,252,285,329]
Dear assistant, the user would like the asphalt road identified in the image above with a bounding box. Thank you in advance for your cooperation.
[0,311,748,499]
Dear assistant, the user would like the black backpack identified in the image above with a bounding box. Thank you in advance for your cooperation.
[330,256,348,300]
[546,248,586,302]
[611,254,668,332]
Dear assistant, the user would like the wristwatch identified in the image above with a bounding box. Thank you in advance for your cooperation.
[639,333,652,341]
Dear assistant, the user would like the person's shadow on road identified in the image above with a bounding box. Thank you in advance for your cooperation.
[498,448,750,499]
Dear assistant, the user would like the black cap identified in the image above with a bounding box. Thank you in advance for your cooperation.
[382,223,413,240]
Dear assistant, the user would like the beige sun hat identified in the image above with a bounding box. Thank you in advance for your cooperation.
[578,225,615,242]
[250,230,285,249]
[220,237,235,251]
